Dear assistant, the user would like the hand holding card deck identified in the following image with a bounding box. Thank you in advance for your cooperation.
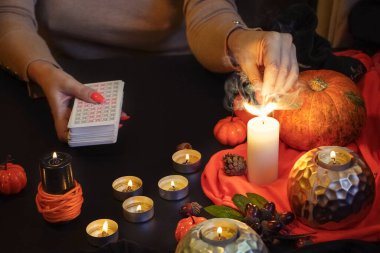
[67,80,124,147]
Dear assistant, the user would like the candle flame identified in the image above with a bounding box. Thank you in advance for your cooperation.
[52,152,58,159]
[330,151,336,159]
[243,102,277,117]
[171,180,175,188]
[102,220,108,233]
[217,226,223,236]
[185,154,190,161]
[136,204,142,212]
[127,179,133,188]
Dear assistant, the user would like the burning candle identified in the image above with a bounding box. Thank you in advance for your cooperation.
[158,175,189,200]
[39,151,75,194]
[245,103,279,185]
[316,146,353,170]
[112,176,143,201]
[200,219,238,246]
[122,196,154,223]
[172,149,201,173]
[86,219,118,247]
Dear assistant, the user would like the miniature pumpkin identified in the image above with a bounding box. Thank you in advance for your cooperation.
[175,216,207,241]
[274,70,366,150]
[0,162,27,195]
[213,116,247,146]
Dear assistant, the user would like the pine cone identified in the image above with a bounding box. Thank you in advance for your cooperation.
[180,202,203,217]
[223,153,247,176]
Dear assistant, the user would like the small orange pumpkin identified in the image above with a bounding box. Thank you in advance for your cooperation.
[0,160,27,195]
[175,216,207,241]
[274,70,366,150]
[213,116,247,146]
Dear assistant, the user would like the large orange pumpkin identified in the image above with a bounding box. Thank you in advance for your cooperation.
[274,70,366,150]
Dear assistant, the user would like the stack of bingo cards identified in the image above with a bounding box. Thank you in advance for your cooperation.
[67,80,124,147]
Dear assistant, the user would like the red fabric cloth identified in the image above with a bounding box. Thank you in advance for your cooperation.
[201,51,380,243]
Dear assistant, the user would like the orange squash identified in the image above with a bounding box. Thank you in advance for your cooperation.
[0,162,27,195]
[213,116,247,146]
[274,70,366,150]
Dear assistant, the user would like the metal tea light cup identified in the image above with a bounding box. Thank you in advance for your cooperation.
[158,175,189,200]
[172,149,201,173]
[86,219,119,247]
[112,176,143,201]
[122,196,154,223]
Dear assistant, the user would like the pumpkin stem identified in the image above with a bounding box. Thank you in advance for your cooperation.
[190,215,195,224]
[230,111,235,121]
[309,77,328,91]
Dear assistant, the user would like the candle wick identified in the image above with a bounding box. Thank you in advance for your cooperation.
[126,186,132,192]
[170,185,176,191]
[332,158,336,164]
[183,159,189,164]
[261,120,265,125]
[218,234,222,241]
[101,231,108,237]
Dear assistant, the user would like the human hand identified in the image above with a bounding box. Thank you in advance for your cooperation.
[27,60,104,142]
[227,29,299,105]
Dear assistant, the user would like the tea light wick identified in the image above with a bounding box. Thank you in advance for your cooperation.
[170,180,176,191]
[50,152,61,165]
[217,226,223,241]
[330,151,337,164]
[183,154,190,164]
[101,220,109,237]
[126,179,133,192]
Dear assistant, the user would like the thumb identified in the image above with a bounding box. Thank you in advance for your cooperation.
[65,80,105,104]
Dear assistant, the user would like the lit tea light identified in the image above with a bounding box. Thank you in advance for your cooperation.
[112,176,143,201]
[39,151,75,194]
[200,219,239,246]
[158,175,189,200]
[122,196,154,223]
[172,149,201,173]
[244,102,279,185]
[316,146,353,170]
[86,219,118,247]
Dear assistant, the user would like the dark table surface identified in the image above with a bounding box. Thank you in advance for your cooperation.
[1,55,380,253]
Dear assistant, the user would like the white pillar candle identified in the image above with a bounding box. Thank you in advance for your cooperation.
[247,116,279,185]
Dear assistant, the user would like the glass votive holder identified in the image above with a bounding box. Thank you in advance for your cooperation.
[158,175,189,200]
[86,219,118,247]
[112,176,143,201]
[172,149,201,173]
[122,196,154,223]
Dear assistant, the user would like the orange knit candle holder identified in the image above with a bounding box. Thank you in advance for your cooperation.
[35,180,84,223]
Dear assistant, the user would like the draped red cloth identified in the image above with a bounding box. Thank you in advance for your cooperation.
[201,51,380,243]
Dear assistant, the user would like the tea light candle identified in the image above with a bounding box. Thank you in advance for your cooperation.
[247,116,279,185]
[200,219,239,246]
[316,146,353,170]
[86,219,118,247]
[172,149,201,173]
[122,196,154,223]
[158,175,189,200]
[39,151,75,194]
[112,176,143,201]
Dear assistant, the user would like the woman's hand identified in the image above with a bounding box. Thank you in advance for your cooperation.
[27,60,104,142]
[228,29,299,104]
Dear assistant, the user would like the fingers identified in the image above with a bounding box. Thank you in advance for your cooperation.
[64,80,104,104]
[262,32,299,99]
[282,44,299,93]
[54,107,71,142]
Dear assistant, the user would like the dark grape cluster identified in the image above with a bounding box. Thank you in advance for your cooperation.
[243,202,295,243]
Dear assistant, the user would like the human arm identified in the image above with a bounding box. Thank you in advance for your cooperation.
[0,0,102,141]
[183,0,299,103]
